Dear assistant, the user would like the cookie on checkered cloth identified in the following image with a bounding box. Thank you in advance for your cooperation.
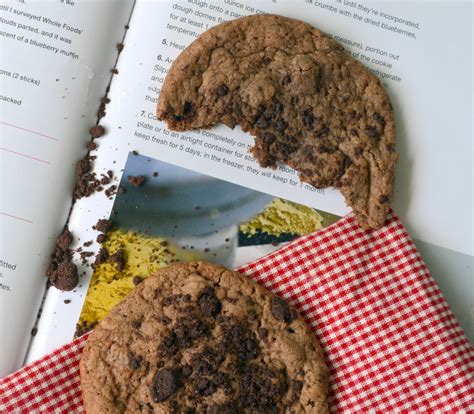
[80,262,328,413]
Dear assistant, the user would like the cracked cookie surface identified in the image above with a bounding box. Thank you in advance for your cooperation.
[157,14,398,229]
[80,262,328,413]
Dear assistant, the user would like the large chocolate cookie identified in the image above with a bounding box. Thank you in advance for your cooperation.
[80,262,328,413]
[157,14,398,229]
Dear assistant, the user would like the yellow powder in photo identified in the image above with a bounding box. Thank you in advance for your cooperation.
[240,198,323,237]
[78,230,176,330]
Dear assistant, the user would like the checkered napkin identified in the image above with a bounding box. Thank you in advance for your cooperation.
[1,211,473,412]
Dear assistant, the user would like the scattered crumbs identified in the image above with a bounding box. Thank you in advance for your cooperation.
[89,125,105,138]
[100,174,111,185]
[111,68,119,74]
[117,43,124,52]
[94,219,112,233]
[83,240,93,247]
[97,99,107,119]
[108,248,126,271]
[80,251,94,264]
[87,141,97,151]
[76,158,92,176]
[132,150,139,155]
[64,299,71,304]
[127,175,146,187]
[31,328,38,336]
[105,185,117,198]
[97,233,106,244]
[152,171,159,177]
[46,227,79,291]
[93,248,109,268]
[50,259,78,291]
[75,320,97,337]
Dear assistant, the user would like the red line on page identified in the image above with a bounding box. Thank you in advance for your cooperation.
[0,147,51,165]
[0,121,59,141]
[0,212,33,224]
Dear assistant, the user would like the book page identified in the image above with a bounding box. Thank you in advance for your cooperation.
[95,0,473,255]
[29,0,473,362]
[0,0,133,376]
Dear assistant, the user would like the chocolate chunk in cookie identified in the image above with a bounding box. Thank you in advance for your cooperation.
[271,296,297,323]
[198,287,222,318]
[151,368,181,402]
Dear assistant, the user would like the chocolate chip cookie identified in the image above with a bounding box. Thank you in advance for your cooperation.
[80,262,328,413]
[157,14,398,229]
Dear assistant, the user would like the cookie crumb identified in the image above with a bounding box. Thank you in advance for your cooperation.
[127,175,146,187]
[89,125,105,139]
[108,249,125,271]
[96,234,106,244]
[46,227,77,290]
[56,227,73,252]
[93,248,109,268]
[75,159,91,176]
[94,219,112,234]
[50,259,78,291]
[75,320,97,337]
[105,185,117,198]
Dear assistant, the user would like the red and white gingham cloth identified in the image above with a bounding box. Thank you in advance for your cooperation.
[1,211,473,412]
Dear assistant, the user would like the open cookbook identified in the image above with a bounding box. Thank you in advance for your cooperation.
[0,0,472,377]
